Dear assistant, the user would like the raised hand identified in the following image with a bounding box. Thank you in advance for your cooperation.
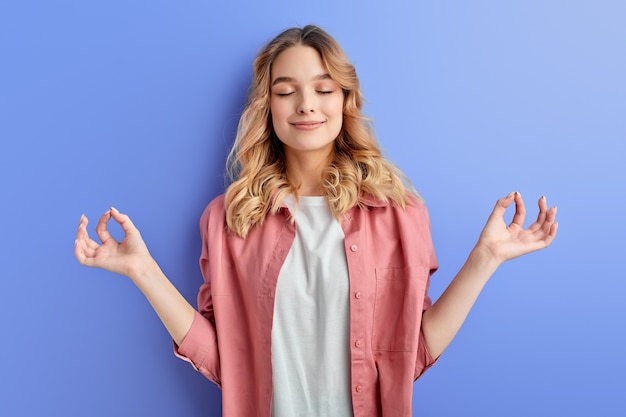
[422,192,558,358]
[477,191,558,264]
[74,207,153,279]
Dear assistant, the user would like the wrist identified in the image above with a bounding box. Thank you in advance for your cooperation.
[468,242,503,272]
[127,255,161,286]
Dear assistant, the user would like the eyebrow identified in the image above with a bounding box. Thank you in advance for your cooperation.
[271,73,332,86]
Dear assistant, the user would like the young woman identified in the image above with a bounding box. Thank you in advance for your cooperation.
[74,25,558,417]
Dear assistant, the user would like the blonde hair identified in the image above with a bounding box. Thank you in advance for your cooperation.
[225,25,417,237]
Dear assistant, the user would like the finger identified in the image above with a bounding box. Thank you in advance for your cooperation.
[74,239,95,265]
[75,215,99,250]
[531,201,556,233]
[528,196,548,232]
[510,191,526,228]
[489,191,516,220]
[546,204,557,224]
[537,195,548,223]
[550,220,559,238]
[540,206,558,236]
[76,214,89,240]
[109,207,140,237]
[95,209,115,244]
[538,217,559,248]
[75,238,98,267]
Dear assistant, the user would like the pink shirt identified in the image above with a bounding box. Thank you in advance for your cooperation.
[175,193,439,416]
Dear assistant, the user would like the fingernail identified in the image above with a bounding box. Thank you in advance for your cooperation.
[110,206,119,213]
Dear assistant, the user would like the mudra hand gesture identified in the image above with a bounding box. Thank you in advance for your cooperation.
[477,191,558,265]
[74,207,153,279]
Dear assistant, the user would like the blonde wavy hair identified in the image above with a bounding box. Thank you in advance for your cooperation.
[225,25,417,237]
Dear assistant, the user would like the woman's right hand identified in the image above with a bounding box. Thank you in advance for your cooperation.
[74,207,153,279]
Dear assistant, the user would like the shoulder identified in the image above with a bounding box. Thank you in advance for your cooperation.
[200,194,227,231]
[405,194,430,221]
[206,194,226,213]
[359,192,430,219]
[353,193,433,238]
[203,193,226,214]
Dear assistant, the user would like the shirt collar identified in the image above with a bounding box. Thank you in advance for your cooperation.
[358,192,389,208]
[273,189,390,209]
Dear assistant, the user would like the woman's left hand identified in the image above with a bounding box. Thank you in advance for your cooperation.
[477,191,558,264]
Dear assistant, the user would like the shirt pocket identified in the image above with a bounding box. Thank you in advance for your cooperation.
[372,265,429,352]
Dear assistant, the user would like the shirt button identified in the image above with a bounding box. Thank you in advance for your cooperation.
[355,385,362,393]
[354,291,362,299]
[355,340,363,347]
[350,244,358,252]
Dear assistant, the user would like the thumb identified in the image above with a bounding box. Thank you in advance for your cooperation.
[109,207,141,237]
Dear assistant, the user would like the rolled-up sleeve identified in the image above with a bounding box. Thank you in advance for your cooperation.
[414,323,438,380]
[173,203,222,386]
[414,210,440,380]
[174,309,221,386]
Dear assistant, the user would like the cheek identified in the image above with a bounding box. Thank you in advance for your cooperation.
[269,102,281,130]
[329,96,344,118]
[270,100,289,123]
[270,102,287,141]
[328,98,345,128]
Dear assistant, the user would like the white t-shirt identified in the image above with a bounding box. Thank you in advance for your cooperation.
[271,196,353,417]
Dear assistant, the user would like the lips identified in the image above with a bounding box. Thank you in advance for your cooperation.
[290,121,325,130]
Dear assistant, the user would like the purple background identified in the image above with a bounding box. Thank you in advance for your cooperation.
[1,1,624,415]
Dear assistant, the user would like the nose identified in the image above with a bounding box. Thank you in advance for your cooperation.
[297,91,316,114]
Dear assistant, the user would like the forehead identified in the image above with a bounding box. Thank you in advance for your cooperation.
[270,45,328,81]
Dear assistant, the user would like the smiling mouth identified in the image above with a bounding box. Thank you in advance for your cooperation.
[291,121,325,130]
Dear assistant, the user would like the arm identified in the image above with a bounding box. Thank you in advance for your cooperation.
[74,207,196,346]
[421,192,558,359]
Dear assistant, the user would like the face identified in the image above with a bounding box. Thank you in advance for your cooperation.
[269,45,344,163]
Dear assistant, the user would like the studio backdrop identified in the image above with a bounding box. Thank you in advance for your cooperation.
[1,1,624,416]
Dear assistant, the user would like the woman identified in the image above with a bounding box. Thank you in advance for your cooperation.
[74,25,558,416]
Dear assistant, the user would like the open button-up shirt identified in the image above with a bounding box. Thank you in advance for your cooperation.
[175,193,439,416]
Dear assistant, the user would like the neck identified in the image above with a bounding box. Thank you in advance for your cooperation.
[284,148,333,196]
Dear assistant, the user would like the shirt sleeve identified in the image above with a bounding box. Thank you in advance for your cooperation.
[414,200,440,380]
[173,203,222,387]
[173,292,222,386]
[414,323,438,380]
